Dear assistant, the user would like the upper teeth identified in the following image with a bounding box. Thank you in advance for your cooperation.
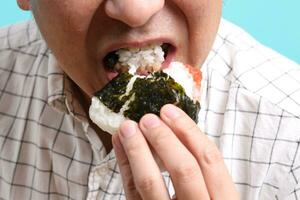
[116,43,165,74]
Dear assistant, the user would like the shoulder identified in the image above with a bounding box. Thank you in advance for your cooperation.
[0,20,50,88]
[0,20,52,111]
[205,18,300,118]
[0,20,43,50]
[0,20,49,73]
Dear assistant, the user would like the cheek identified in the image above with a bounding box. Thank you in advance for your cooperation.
[31,0,108,94]
[32,0,103,38]
[63,0,104,33]
[175,0,222,66]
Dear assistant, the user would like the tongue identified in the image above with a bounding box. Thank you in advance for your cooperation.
[106,71,119,80]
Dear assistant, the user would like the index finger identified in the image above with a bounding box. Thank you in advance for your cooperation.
[160,104,239,200]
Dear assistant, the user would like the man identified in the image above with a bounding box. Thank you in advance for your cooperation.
[0,0,299,199]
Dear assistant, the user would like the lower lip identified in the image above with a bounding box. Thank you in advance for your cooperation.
[105,46,177,81]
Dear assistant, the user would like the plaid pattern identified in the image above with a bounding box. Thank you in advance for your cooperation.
[0,19,300,200]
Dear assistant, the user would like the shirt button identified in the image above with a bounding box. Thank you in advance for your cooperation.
[98,167,108,176]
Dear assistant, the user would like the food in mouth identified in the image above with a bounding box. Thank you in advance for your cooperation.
[89,43,201,135]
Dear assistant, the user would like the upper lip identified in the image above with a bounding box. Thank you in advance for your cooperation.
[100,37,177,61]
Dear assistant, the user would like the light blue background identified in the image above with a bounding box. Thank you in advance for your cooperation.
[0,1,299,64]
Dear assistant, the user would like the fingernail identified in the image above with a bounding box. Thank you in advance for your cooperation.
[163,104,180,119]
[120,121,136,138]
[142,114,160,129]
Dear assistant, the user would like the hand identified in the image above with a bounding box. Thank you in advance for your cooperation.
[112,104,239,200]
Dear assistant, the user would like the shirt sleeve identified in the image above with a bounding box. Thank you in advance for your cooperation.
[270,114,300,200]
[283,140,300,200]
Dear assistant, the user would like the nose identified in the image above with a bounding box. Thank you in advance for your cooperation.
[105,0,165,27]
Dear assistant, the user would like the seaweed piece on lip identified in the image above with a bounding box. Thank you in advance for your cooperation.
[95,72,133,113]
[124,71,200,122]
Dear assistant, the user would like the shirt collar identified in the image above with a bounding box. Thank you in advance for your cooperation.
[46,52,88,123]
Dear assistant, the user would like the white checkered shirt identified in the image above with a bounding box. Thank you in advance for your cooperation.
[0,18,300,200]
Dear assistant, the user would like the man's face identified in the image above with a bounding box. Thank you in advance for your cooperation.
[29,0,222,96]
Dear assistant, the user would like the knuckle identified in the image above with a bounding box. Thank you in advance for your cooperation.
[123,173,136,192]
[171,162,200,182]
[175,115,199,136]
[119,164,137,194]
[202,143,222,165]
[126,140,143,158]
[135,176,158,193]
[151,127,172,147]
[118,155,130,167]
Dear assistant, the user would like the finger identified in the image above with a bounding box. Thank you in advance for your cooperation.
[112,133,142,200]
[118,120,170,200]
[139,114,210,200]
[160,104,239,199]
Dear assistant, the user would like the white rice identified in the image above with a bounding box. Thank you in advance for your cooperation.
[163,62,195,100]
[89,97,126,134]
[116,44,165,74]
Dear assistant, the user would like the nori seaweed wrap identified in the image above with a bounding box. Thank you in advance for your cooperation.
[89,62,201,135]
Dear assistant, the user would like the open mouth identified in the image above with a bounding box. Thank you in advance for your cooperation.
[102,43,176,80]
